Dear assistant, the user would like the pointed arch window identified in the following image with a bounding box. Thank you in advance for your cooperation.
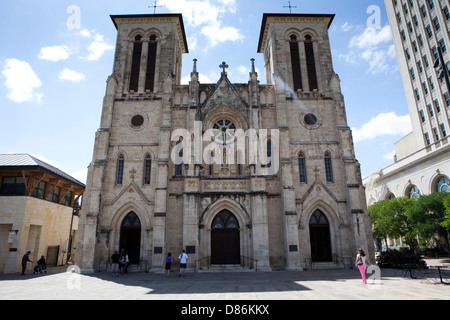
[175,139,183,176]
[145,35,158,92]
[298,152,307,183]
[211,211,239,229]
[324,152,333,183]
[116,154,125,185]
[267,139,272,170]
[290,35,303,91]
[143,154,152,185]
[129,35,143,92]
[304,35,318,91]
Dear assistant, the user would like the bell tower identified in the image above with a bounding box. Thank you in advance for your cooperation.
[76,14,188,272]
[258,14,374,269]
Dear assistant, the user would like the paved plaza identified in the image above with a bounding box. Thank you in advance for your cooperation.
[0,259,448,301]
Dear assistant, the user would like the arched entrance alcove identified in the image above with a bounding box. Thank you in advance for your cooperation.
[211,210,240,264]
[198,197,251,266]
[309,210,332,262]
[119,211,141,264]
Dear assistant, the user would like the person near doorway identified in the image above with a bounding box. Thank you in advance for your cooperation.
[21,251,32,275]
[111,251,120,277]
[120,250,129,275]
[178,250,188,277]
[165,252,172,277]
[355,248,372,284]
[34,255,47,274]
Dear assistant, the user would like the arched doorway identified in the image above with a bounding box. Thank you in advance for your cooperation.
[309,210,332,262]
[119,212,141,264]
[211,210,240,264]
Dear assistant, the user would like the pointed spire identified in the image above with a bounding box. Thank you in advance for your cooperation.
[190,58,198,81]
[249,58,258,81]
[192,58,198,74]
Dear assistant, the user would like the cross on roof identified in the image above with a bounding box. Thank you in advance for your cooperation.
[284,1,297,14]
[149,1,162,14]
[219,61,229,74]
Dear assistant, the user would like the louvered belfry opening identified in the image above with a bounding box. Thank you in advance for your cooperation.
[129,35,143,92]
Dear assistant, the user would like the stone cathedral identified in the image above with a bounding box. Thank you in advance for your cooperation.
[76,12,374,272]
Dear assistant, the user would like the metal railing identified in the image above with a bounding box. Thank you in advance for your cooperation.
[241,255,258,272]
[194,256,211,272]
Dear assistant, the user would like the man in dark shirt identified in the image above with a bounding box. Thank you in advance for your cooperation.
[111,251,120,277]
[21,251,32,275]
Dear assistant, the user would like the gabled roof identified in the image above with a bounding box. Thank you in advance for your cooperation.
[0,154,85,188]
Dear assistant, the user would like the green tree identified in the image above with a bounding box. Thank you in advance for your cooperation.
[368,200,387,250]
[407,192,449,256]
[377,197,417,250]
[443,193,450,232]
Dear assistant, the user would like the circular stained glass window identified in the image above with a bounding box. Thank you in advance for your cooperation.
[304,113,318,125]
[131,115,144,127]
[212,119,236,144]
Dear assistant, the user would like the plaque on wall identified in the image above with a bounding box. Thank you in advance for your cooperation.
[186,246,196,254]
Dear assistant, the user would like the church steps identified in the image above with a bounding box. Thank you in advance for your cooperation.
[196,264,257,273]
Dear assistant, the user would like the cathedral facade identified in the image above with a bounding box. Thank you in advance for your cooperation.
[76,13,374,272]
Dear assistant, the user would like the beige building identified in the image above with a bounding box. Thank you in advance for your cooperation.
[364,0,449,250]
[0,154,84,274]
[76,13,373,272]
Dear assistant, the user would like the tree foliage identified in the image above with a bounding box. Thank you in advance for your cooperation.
[369,192,450,255]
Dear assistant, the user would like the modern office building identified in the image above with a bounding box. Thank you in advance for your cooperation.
[364,0,450,249]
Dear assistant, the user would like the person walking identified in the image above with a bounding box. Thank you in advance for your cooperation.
[355,248,372,284]
[178,250,188,277]
[165,252,172,277]
[21,251,32,275]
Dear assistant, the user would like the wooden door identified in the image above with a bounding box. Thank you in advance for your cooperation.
[309,210,332,262]
[119,212,141,264]
[211,210,240,264]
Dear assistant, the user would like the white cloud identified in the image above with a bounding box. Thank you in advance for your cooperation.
[59,68,85,82]
[79,29,114,61]
[352,112,412,143]
[159,0,243,48]
[341,25,397,74]
[341,22,354,32]
[349,25,392,49]
[181,72,214,84]
[2,58,43,103]
[38,45,70,62]
[201,23,243,47]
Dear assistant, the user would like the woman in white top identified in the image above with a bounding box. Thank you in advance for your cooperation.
[355,248,372,284]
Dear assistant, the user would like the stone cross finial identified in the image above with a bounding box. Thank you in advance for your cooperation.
[219,61,229,74]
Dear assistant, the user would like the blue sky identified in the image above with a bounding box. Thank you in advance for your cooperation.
[0,0,411,183]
